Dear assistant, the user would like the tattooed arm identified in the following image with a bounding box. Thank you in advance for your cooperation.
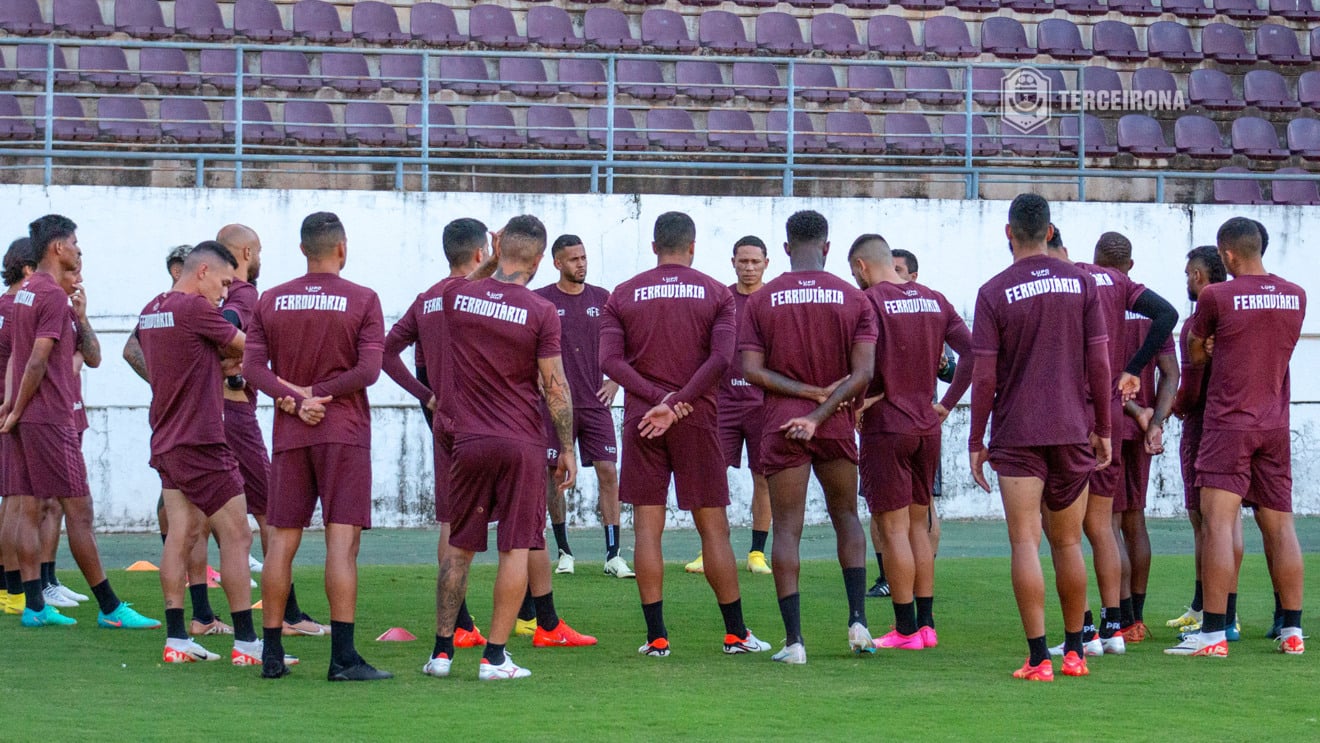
[539,355,577,492]
[70,286,101,368]
[122,329,149,382]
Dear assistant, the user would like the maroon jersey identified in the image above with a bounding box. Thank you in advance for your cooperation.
[219,278,259,406]
[136,291,238,455]
[384,275,467,420]
[739,270,878,441]
[0,293,15,400]
[1187,274,1305,431]
[1074,262,1145,386]
[862,281,971,436]
[534,283,611,410]
[719,286,765,408]
[972,254,1107,448]
[244,273,384,453]
[1121,313,1176,440]
[601,264,735,430]
[7,271,79,428]
[443,278,561,444]
[1173,320,1208,421]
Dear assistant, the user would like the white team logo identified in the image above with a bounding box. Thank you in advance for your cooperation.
[547,447,558,459]
[904,289,919,297]
[305,285,321,293]
[487,291,504,300]
[1031,269,1051,277]
[587,307,600,317]
[557,309,566,316]
[1262,284,1276,292]
[604,445,617,455]
[662,276,679,283]
[799,279,817,287]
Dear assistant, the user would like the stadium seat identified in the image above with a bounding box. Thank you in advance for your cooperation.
[78,46,140,89]
[527,105,587,149]
[1231,117,1289,159]
[811,13,865,57]
[1212,167,1266,204]
[786,0,834,7]
[618,60,675,101]
[942,114,1001,156]
[952,0,1000,12]
[0,95,37,140]
[924,17,977,59]
[584,8,641,51]
[1060,114,1118,157]
[708,110,767,153]
[795,64,847,104]
[1055,0,1109,14]
[1213,0,1267,19]
[756,13,811,55]
[1040,68,1070,104]
[733,62,787,103]
[1271,167,1320,205]
[646,109,704,151]
[642,9,698,52]
[234,0,292,42]
[220,99,282,144]
[323,53,380,94]
[1187,69,1245,111]
[848,66,904,105]
[896,0,946,9]
[1147,22,1203,63]
[17,45,77,86]
[174,0,233,40]
[824,112,884,154]
[439,56,497,96]
[98,96,159,143]
[731,0,777,6]
[1201,23,1256,63]
[160,98,222,144]
[1004,0,1053,12]
[1093,21,1148,62]
[1132,68,1179,99]
[678,0,722,6]
[352,1,407,45]
[0,55,17,86]
[283,100,344,146]
[867,16,921,57]
[469,4,527,49]
[1244,69,1300,112]
[410,3,466,47]
[380,54,440,95]
[699,11,754,53]
[405,103,465,149]
[34,95,97,140]
[1174,115,1232,158]
[676,61,732,102]
[906,66,962,106]
[292,0,352,43]
[981,17,1035,60]
[1117,114,1174,157]
[1311,28,1320,61]
[1161,0,1215,16]
[114,0,171,39]
[139,47,200,89]
[260,50,320,92]
[1037,19,1092,61]
[1286,118,1320,159]
[1002,122,1061,157]
[885,113,941,156]
[345,101,404,146]
[200,49,257,92]
[1270,0,1320,19]
[499,58,557,98]
[587,107,646,151]
[1107,0,1163,15]
[1298,71,1320,110]
[0,0,53,35]
[560,59,606,98]
[970,67,1004,106]
[53,0,112,37]
[1255,24,1309,66]
[527,6,583,50]
[766,109,826,153]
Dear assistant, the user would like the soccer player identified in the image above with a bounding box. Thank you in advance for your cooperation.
[243,211,391,681]
[0,237,39,614]
[740,210,877,664]
[601,211,769,658]
[534,234,633,579]
[849,234,971,650]
[1167,218,1306,657]
[687,235,773,577]
[0,214,159,629]
[969,195,1110,681]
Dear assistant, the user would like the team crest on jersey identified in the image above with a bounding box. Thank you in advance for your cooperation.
[1262,284,1276,292]
[487,291,504,300]
[587,307,600,317]
[798,279,817,287]
[1031,269,1051,277]
[547,447,558,459]
[557,309,566,316]
[904,289,919,297]
[662,275,679,283]
[305,285,321,293]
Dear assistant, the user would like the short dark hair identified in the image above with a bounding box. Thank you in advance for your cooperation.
[3,238,36,287]
[891,248,918,274]
[185,240,238,271]
[166,244,192,276]
[848,233,890,261]
[653,212,696,254]
[785,210,828,246]
[300,211,346,256]
[442,217,487,268]
[1095,231,1133,266]
[1216,216,1261,257]
[733,235,767,257]
[1046,224,1063,250]
[500,214,548,263]
[1252,219,1269,256]
[551,234,583,257]
[1007,194,1050,243]
[28,214,77,262]
[1187,245,1226,285]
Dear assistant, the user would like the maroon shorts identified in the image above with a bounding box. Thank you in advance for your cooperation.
[860,431,940,513]
[448,436,546,553]
[268,444,373,528]
[718,403,765,475]
[223,400,270,516]
[989,443,1095,512]
[759,430,858,478]
[1195,427,1292,512]
[1118,438,1151,513]
[4,423,90,499]
[620,421,729,511]
[1087,442,1124,502]
[432,417,455,523]
[1180,414,1203,511]
[151,443,245,517]
[544,404,619,468]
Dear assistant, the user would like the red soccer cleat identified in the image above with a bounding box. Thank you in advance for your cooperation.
[532,620,597,648]
[1061,650,1089,677]
[454,625,487,648]
[1012,657,1054,682]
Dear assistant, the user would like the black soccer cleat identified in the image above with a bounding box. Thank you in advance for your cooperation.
[865,578,891,599]
[328,658,394,682]
[262,658,291,679]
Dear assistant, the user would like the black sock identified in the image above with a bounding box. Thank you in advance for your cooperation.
[1120,597,1134,628]
[90,579,119,615]
[552,523,572,556]
[330,621,356,666]
[231,609,256,642]
[40,561,55,588]
[518,588,536,622]
[1099,607,1121,639]
[1202,611,1226,634]
[160,533,167,544]
[165,607,187,639]
[642,600,666,643]
[1282,609,1303,630]
[1132,592,1146,622]
[24,579,45,612]
[1064,630,1083,657]
[1027,635,1049,666]
[433,633,454,659]
[750,529,768,554]
[916,596,935,629]
[718,599,747,639]
[893,601,917,636]
[778,593,803,647]
[1082,609,1097,641]
[284,583,303,624]
[262,626,284,663]
[483,642,507,665]
[1191,580,1203,612]
[456,598,475,632]
[874,551,886,581]
[604,525,619,560]
[534,591,560,632]
[1225,592,1238,623]
[189,583,215,624]
[843,567,867,626]
[4,570,21,595]
[1274,591,1283,616]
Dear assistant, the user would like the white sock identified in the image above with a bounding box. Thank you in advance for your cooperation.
[1200,630,1226,644]
[1280,627,1304,639]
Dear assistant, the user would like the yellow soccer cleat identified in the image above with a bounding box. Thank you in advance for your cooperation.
[684,553,704,574]
[747,551,772,575]
[515,618,536,637]
[1166,608,1202,632]
[4,593,25,615]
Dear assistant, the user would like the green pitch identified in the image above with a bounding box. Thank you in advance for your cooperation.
[2,521,1317,741]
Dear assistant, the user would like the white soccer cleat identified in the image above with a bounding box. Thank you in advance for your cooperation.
[248,554,264,574]
[53,583,88,603]
[479,653,530,680]
[848,623,875,654]
[555,550,575,575]
[422,654,452,678]
[232,639,300,667]
[163,638,221,663]
[603,555,635,579]
[1101,635,1127,655]
[772,643,807,665]
[1048,637,1103,657]
[42,584,78,608]
[724,630,771,654]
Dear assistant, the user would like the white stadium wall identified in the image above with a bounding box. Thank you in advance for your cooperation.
[2,185,1317,531]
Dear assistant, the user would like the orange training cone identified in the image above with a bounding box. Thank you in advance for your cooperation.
[126,560,159,571]
[376,627,417,642]
[251,600,263,610]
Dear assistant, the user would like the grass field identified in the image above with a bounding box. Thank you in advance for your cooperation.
[2,521,1317,741]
